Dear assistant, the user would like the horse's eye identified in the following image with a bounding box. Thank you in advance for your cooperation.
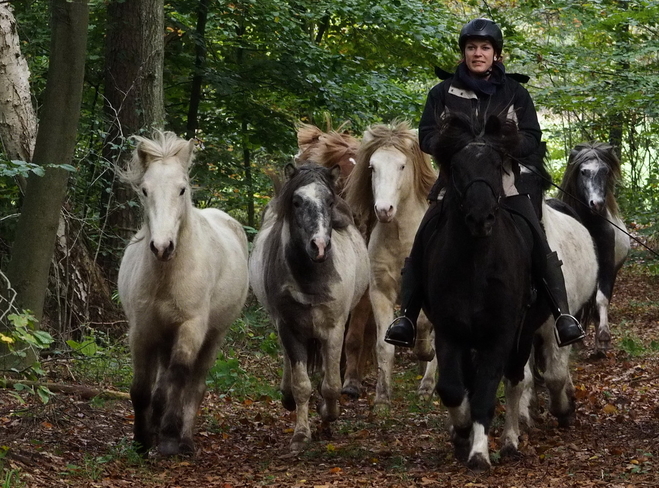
[142,188,148,197]
[399,165,405,171]
[179,187,186,196]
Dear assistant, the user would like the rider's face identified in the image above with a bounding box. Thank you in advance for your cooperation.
[464,39,496,76]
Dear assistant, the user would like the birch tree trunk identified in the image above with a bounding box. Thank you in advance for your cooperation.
[0,3,37,191]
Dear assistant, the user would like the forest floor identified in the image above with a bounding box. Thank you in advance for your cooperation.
[2,261,659,487]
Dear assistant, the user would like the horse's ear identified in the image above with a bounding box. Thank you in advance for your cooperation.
[568,147,580,165]
[284,162,297,180]
[176,139,196,167]
[329,164,341,185]
[362,128,375,145]
[136,145,152,166]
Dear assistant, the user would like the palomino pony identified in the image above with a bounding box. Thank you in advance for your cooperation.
[118,132,249,456]
[344,120,437,408]
[557,142,630,353]
[421,114,597,471]
[249,163,369,452]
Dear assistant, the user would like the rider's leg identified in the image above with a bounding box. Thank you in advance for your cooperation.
[385,195,444,348]
[503,195,585,347]
[384,256,424,347]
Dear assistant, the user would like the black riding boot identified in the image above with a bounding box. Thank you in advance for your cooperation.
[544,251,585,347]
[384,257,422,348]
[385,194,445,348]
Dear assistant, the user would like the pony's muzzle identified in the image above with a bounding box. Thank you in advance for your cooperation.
[374,203,395,223]
[589,199,605,214]
[150,239,176,261]
[309,236,331,262]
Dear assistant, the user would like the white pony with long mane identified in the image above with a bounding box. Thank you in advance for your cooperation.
[118,132,249,456]
[344,120,438,409]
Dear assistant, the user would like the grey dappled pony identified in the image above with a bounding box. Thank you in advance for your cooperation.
[249,163,369,452]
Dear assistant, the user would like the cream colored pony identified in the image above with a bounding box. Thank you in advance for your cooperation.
[118,132,249,456]
[344,120,438,410]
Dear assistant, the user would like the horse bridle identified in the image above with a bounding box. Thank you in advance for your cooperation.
[451,141,504,206]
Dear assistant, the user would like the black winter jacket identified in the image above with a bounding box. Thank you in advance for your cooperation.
[418,64,542,160]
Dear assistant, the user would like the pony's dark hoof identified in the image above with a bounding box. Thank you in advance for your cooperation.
[341,384,361,400]
[290,433,310,453]
[133,440,152,457]
[467,453,491,472]
[500,443,521,459]
[179,438,195,456]
[450,427,471,463]
[589,349,607,360]
[158,438,180,457]
[451,438,470,463]
[556,414,575,429]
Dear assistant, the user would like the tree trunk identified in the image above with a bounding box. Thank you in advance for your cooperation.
[98,0,165,283]
[0,2,118,346]
[0,3,37,189]
[4,1,89,328]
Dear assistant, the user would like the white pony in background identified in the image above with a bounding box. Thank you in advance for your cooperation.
[118,132,249,456]
[343,121,438,409]
[501,200,598,455]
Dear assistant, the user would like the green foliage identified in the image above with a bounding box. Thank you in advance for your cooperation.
[0,445,25,488]
[207,350,280,400]
[618,332,659,357]
[60,437,144,481]
[64,330,132,390]
[0,311,54,404]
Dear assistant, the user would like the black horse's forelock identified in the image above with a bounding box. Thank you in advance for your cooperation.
[432,112,520,171]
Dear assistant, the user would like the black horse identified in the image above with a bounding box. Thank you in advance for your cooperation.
[420,113,550,471]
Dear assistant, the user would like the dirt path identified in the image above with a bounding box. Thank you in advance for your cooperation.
[2,263,659,487]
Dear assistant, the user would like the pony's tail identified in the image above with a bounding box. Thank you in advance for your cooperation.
[306,338,323,377]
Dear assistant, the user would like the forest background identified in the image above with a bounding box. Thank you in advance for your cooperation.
[1,0,659,432]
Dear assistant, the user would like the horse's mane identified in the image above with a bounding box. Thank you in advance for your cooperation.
[433,112,520,172]
[560,142,622,218]
[120,131,193,189]
[344,119,436,224]
[295,121,359,182]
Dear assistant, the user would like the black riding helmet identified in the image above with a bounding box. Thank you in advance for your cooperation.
[458,18,503,55]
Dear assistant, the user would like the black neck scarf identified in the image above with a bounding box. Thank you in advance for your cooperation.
[455,61,505,96]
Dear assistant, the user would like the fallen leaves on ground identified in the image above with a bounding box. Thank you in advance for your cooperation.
[1,264,659,487]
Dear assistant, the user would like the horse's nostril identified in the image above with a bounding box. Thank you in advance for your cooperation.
[150,241,158,254]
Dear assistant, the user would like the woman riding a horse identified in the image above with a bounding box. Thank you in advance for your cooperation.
[385,18,584,349]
